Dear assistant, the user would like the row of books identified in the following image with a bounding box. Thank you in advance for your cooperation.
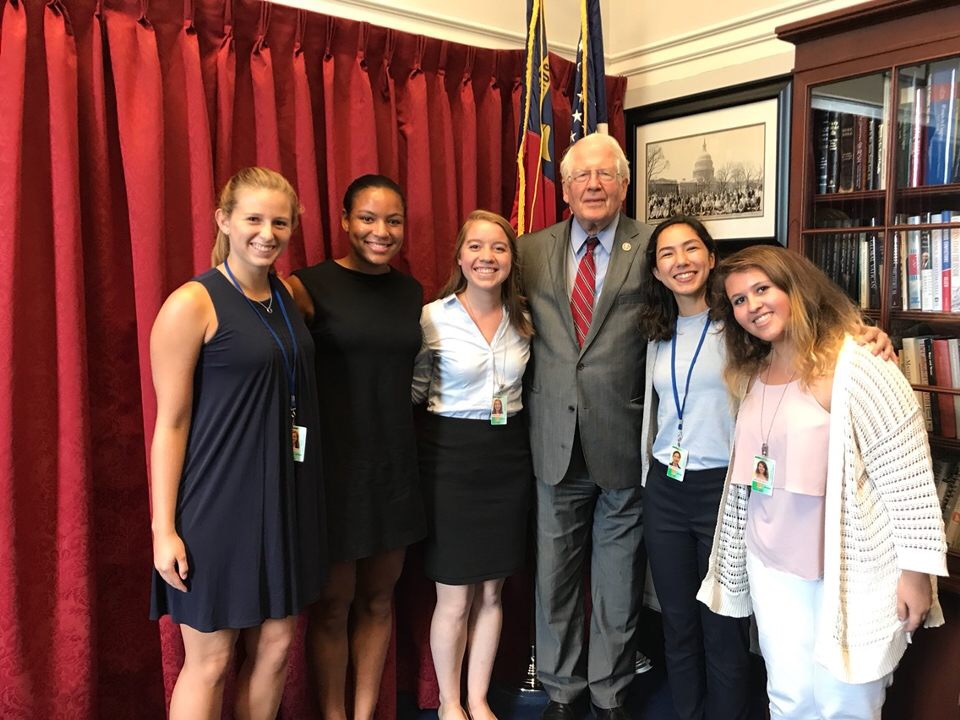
[931,451,960,551]
[898,62,960,188]
[899,335,960,439]
[811,232,883,309]
[813,110,885,194]
[890,211,960,312]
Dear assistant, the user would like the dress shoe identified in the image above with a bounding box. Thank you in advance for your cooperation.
[633,650,654,674]
[592,705,631,720]
[541,700,577,720]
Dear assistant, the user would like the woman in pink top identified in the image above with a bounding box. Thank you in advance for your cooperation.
[700,246,948,720]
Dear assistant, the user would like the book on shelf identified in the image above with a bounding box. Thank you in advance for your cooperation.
[828,111,840,193]
[812,109,882,194]
[900,336,934,432]
[867,225,882,309]
[950,210,960,312]
[815,111,830,194]
[921,336,941,432]
[945,488,960,550]
[892,211,960,312]
[896,62,960,189]
[905,215,923,310]
[909,84,927,187]
[890,225,903,310]
[853,115,867,191]
[814,230,885,309]
[949,337,960,433]
[932,452,958,515]
[931,211,952,311]
[898,334,960,437]
[925,62,958,186]
[927,215,942,311]
[932,338,957,438]
[931,451,960,551]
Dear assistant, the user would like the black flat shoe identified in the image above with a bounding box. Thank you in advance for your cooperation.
[542,700,578,720]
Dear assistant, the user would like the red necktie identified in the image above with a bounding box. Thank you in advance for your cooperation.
[571,236,598,347]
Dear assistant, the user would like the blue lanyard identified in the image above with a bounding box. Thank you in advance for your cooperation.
[670,314,711,445]
[223,259,299,419]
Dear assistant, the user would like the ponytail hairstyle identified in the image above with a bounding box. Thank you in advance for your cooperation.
[211,167,301,266]
[437,210,534,338]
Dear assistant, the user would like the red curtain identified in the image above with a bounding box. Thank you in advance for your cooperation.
[0,1,625,717]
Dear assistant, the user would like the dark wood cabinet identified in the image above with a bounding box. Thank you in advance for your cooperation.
[778,3,960,717]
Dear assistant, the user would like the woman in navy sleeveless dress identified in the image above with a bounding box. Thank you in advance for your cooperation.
[288,175,425,720]
[149,168,325,718]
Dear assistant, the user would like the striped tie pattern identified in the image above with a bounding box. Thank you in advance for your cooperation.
[571,236,599,347]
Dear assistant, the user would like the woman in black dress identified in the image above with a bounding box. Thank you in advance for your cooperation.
[150,167,325,718]
[412,210,533,720]
[288,175,425,720]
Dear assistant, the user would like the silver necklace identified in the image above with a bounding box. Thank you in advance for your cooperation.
[759,363,796,456]
[256,294,274,314]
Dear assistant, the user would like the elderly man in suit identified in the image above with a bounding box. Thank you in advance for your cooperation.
[520,133,652,720]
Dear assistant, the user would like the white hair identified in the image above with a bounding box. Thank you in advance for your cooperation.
[559,133,630,182]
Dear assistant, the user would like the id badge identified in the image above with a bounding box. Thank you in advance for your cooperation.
[292,425,307,463]
[751,454,774,495]
[490,394,507,426]
[665,445,688,482]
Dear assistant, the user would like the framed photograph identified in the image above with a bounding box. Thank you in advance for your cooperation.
[625,77,791,244]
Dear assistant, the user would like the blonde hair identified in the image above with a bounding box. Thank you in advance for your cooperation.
[437,210,534,338]
[713,245,862,398]
[211,167,301,266]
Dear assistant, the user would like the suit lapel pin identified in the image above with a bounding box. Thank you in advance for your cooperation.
[621,242,632,252]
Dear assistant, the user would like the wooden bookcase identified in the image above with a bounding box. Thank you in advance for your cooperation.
[778,3,960,717]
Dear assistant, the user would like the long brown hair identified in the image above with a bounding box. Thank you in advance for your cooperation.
[437,210,534,338]
[211,167,301,266]
[713,245,862,397]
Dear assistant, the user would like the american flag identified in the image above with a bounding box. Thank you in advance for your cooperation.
[570,0,608,141]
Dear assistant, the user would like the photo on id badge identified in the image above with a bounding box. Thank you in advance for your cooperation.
[751,456,773,495]
[666,446,688,481]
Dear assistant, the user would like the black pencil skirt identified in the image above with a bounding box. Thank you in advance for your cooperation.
[417,410,533,585]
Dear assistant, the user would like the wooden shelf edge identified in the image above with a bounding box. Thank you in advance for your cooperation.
[895,182,960,198]
[813,190,886,202]
[802,227,884,234]
[911,384,960,396]
[776,0,956,45]
[929,434,960,447]
[890,311,960,322]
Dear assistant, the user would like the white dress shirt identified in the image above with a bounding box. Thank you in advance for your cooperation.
[412,294,531,419]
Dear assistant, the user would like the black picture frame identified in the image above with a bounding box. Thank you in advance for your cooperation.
[625,75,792,247]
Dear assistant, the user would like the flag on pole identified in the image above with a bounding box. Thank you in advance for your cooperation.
[570,0,607,141]
[512,0,557,236]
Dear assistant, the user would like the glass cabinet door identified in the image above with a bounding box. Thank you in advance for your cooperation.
[891,56,960,314]
[804,72,891,311]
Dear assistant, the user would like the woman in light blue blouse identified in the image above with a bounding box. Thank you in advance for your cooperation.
[638,216,752,720]
[412,210,533,720]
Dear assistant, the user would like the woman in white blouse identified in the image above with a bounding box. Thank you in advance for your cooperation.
[412,210,534,720]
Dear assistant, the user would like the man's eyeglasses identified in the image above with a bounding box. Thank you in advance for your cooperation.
[567,168,620,185]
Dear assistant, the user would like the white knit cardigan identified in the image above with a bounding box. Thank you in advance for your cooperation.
[697,337,949,684]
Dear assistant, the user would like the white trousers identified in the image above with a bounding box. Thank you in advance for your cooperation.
[746,551,891,720]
